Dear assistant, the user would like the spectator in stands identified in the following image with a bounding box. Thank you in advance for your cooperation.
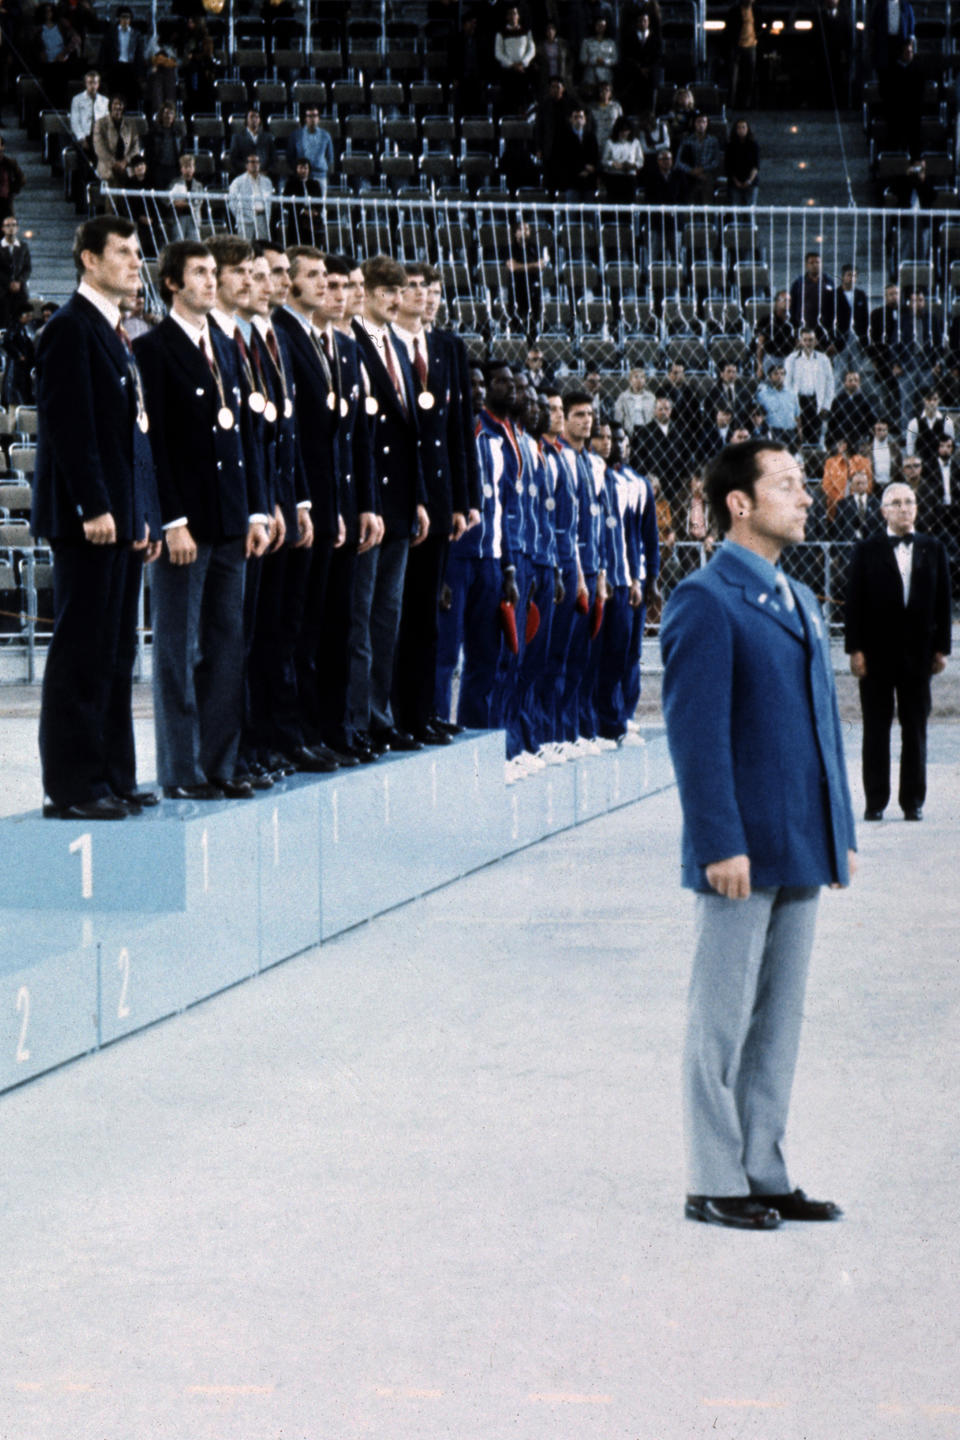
[881,38,924,158]
[228,109,276,179]
[70,70,110,178]
[645,145,684,205]
[754,289,795,373]
[639,107,671,155]
[618,6,662,116]
[0,137,24,226]
[827,368,874,446]
[705,359,752,427]
[789,251,849,354]
[590,80,623,152]
[287,105,334,193]
[0,215,30,330]
[283,159,325,245]
[615,366,656,436]
[98,5,146,111]
[900,289,936,406]
[584,369,613,427]
[816,0,854,108]
[917,436,960,585]
[449,12,486,116]
[506,219,544,333]
[169,152,206,240]
[821,436,873,521]
[756,360,801,443]
[666,86,696,154]
[601,116,644,202]
[906,387,954,467]
[537,75,573,188]
[143,101,182,189]
[552,105,600,200]
[1,306,36,405]
[124,154,157,258]
[636,393,693,505]
[724,117,759,206]
[580,13,618,95]
[869,418,902,488]
[675,112,721,205]
[868,282,909,429]
[869,0,915,76]
[726,0,759,108]
[494,6,537,113]
[537,20,574,93]
[119,285,155,341]
[834,469,883,541]
[34,3,82,109]
[94,95,142,186]
[181,32,221,120]
[520,345,556,390]
[664,359,702,434]
[785,326,836,442]
[836,264,869,368]
[889,155,936,210]
[699,403,736,461]
[228,154,275,240]
[144,19,181,117]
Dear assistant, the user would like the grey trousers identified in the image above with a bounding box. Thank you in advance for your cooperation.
[683,885,821,1196]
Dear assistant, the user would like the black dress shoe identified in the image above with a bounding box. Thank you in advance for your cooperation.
[163,783,223,801]
[431,715,464,736]
[685,1195,781,1230]
[863,808,884,821]
[117,789,159,808]
[371,727,423,752]
[758,1188,843,1221]
[903,807,923,821]
[217,778,256,799]
[347,740,379,764]
[360,729,389,755]
[322,745,360,768]
[43,796,129,820]
[247,771,275,790]
[415,722,453,746]
[264,750,297,777]
[287,745,338,773]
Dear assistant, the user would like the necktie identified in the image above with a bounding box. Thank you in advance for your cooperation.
[413,334,428,388]
[889,532,914,547]
[114,124,125,161]
[383,336,407,412]
[321,329,332,363]
[115,320,132,353]
[265,327,280,368]
[199,334,214,371]
[775,570,796,611]
[233,325,249,365]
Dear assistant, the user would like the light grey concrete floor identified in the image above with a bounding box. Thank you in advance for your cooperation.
[0,709,958,1440]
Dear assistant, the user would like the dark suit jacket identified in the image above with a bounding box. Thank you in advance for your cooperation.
[332,328,375,543]
[404,327,470,533]
[98,23,146,72]
[134,315,257,542]
[272,306,340,540]
[250,321,308,538]
[845,531,952,674]
[833,493,883,542]
[351,319,427,540]
[33,292,159,544]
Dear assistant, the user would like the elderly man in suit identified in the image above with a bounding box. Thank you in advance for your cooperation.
[661,439,857,1230]
[846,481,951,821]
[34,214,161,819]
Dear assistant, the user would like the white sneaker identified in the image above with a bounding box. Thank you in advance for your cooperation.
[577,737,603,756]
[504,758,524,785]
[627,718,642,734]
[595,736,618,751]
[539,743,567,765]
[620,729,646,747]
[523,750,546,772]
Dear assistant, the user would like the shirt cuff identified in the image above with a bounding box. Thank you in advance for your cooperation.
[249,513,271,526]
[162,517,188,530]
[296,500,312,510]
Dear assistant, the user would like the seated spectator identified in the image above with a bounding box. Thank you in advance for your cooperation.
[287,106,334,193]
[614,366,655,437]
[602,116,644,202]
[727,0,759,108]
[505,219,544,334]
[900,453,924,491]
[228,109,276,179]
[143,101,182,189]
[645,145,684,206]
[754,289,795,373]
[724,117,759,207]
[746,404,770,438]
[580,14,618,96]
[98,5,147,111]
[834,467,883,541]
[119,286,156,341]
[785,326,835,441]
[827,368,874,447]
[494,6,537,113]
[0,215,30,330]
[618,6,663,116]
[552,105,600,200]
[665,86,696,155]
[675,112,720,205]
[228,153,275,239]
[639,108,671,155]
[145,19,181,117]
[756,360,801,442]
[537,21,574,94]
[282,158,325,244]
[520,345,557,390]
[590,80,624,153]
[889,155,936,209]
[169,152,206,239]
[93,95,142,186]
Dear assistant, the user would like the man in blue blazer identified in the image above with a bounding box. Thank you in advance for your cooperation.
[34,214,161,819]
[661,439,857,1230]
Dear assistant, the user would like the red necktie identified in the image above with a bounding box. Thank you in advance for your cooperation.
[199,334,214,371]
[413,334,428,388]
[233,325,249,364]
[383,336,407,412]
[266,327,280,367]
[115,320,132,353]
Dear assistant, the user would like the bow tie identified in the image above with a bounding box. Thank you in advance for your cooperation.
[889,532,914,546]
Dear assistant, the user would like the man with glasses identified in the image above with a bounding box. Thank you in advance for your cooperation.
[846,480,951,822]
[287,106,334,196]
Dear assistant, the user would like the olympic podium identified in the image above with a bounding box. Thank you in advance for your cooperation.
[0,729,673,1094]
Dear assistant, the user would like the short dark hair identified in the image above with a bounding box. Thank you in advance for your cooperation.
[362,253,407,289]
[206,233,253,274]
[320,252,352,276]
[703,439,790,533]
[562,388,592,415]
[157,239,211,303]
[73,214,136,281]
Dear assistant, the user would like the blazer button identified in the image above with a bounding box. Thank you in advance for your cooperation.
[216,461,223,470]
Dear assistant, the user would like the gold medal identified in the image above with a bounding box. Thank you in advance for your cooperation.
[264,400,277,424]
[417,390,435,411]
[217,406,235,430]
[365,395,379,416]
[283,398,293,419]
[248,391,266,414]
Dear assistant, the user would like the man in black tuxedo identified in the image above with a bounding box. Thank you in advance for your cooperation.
[845,481,951,821]
[34,214,161,819]
[350,253,430,753]
[135,240,271,801]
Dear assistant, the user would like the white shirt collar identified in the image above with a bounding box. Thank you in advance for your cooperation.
[209,305,237,336]
[77,280,122,332]
[169,307,210,348]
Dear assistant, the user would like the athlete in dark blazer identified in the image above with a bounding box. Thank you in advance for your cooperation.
[34,215,161,819]
[845,480,951,820]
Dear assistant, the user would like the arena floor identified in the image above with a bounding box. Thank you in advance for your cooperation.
[0,684,958,1440]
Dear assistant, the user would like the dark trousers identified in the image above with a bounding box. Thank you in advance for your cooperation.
[434,549,471,722]
[346,535,409,734]
[151,538,246,788]
[246,545,307,759]
[455,556,503,730]
[393,531,447,736]
[540,555,579,744]
[292,534,334,741]
[558,572,598,743]
[516,560,556,755]
[39,542,143,807]
[860,667,931,813]
[312,542,356,748]
[623,601,647,720]
[493,555,531,758]
[597,585,634,738]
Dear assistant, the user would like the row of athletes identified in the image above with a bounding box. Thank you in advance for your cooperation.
[34,216,659,816]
